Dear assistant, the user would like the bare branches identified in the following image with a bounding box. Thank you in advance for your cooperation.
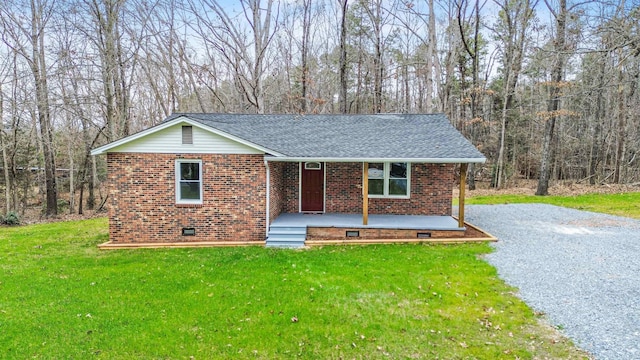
[2,0,640,216]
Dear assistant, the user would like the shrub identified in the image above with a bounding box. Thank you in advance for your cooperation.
[57,199,69,213]
[3,211,20,226]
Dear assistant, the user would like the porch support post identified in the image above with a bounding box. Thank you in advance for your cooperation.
[363,162,369,225]
[264,159,271,237]
[458,163,468,228]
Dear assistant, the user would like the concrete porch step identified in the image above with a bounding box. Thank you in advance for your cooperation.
[268,228,306,235]
[266,225,307,248]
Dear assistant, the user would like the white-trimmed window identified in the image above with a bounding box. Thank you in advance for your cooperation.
[367,162,410,198]
[305,162,322,170]
[176,160,202,204]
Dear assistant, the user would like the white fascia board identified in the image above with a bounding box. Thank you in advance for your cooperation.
[264,156,486,164]
[90,116,284,156]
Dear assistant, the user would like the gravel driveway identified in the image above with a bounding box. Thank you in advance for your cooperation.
[465,204,640,360]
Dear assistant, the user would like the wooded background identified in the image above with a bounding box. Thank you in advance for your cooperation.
[1,0,639,217]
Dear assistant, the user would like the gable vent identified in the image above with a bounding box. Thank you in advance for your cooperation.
[182,126,193,144]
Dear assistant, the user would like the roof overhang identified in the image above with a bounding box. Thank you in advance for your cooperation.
[264,156,486,164]
[90,115,285,156]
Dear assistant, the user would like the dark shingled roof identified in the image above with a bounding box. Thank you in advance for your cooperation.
[167,113,485,161]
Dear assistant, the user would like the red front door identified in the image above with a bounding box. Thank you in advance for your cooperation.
[301,162,324,212]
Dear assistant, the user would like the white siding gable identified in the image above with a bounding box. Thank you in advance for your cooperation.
[108,123,264,154]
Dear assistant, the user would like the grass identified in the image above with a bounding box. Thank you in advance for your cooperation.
[0,218,588,359]
[467,192,640,219]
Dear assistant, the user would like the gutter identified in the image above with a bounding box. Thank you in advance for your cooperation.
[264,156,486,164]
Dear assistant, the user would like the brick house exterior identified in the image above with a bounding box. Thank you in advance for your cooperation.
[108,153,267,243]
[92,114,485,247]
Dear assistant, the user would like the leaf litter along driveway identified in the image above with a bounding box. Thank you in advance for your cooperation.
[465,204,640,360]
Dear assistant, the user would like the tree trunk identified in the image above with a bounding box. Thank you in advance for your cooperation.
[338,0,348,113]
[589,53,606,185]
[300,0,312,113]
[403,63,410,111]
[455,0,484,191]
[69,147,74,214]
[370,0,383,113]
[494,0,532,189]
[613,56,625,183]
[0,91,11,214]
[30,0,57,215]
[89,156,96,210]
[425,0,436,111]
[536,0,567,196]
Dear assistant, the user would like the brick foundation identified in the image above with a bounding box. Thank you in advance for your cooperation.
[307,227,465,240]
[107,153,266,243]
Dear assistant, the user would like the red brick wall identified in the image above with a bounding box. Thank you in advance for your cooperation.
[369,163,454,216]
[325,163,361,213]
[268,162,284,224]
[323,162,453,216]
[283,162,299,213]
[107,153,267,243]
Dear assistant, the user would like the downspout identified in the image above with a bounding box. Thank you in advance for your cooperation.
[264,158,270,239]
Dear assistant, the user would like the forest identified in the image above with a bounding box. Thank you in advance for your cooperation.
[0,0,639,217]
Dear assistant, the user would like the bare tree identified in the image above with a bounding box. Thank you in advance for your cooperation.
[536,0,571,195]
[391,0,441,112]
[299,0,312,113]
[359,0,386,113]
[491,0,536,188]
[84,0,133,140]
[0,0,58,216]
[0,83,9,215]
[187,0,279,114]
[455,0,487,190]
[587,50,606,185]
[338,0,348,113]
[426,0,439,112]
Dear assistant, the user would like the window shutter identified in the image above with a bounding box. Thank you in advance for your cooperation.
[182,126,193,144]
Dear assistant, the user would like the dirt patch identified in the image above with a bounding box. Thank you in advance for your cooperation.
[456,179,640,198]
[1,206,106,226]
[464,223,493,238]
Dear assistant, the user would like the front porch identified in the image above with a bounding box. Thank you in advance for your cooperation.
[266,213,495,247]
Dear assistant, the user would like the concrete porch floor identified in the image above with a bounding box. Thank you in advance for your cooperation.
[270,213,465,230]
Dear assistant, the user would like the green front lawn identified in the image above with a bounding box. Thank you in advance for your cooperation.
[467,192,640,219]
[0,218,587,359]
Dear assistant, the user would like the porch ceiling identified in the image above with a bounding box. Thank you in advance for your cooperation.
[271,213,464,231]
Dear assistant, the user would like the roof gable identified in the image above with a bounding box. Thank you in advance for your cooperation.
[90,116,281,156]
